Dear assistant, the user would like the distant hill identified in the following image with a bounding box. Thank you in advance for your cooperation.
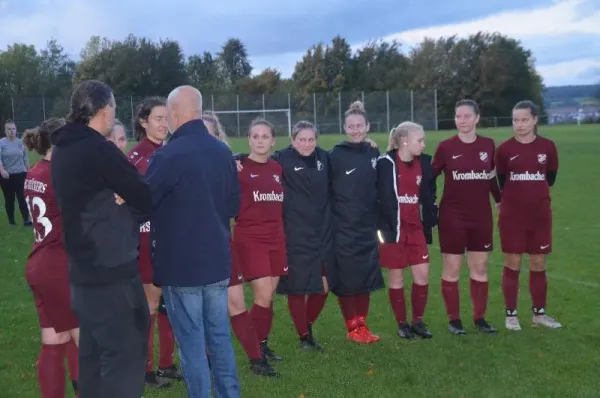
[543,85,600,111]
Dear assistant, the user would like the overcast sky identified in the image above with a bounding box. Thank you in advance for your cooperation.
[0,0,598,86]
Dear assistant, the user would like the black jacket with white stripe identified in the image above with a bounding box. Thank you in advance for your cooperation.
[376,150,438,245]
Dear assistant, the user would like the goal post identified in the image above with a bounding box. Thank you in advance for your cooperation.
[212,108,292,137]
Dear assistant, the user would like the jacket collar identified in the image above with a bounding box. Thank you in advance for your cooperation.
[169,119,209,143]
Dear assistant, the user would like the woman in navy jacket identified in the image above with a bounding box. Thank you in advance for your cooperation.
[376,121,438,340]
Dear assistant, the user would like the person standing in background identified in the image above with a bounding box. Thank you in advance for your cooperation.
[146,85,241,397]
[108,119,128,152]
[1,120,31,226]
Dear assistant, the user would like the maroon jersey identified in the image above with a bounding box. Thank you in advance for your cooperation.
[432,135,498,224]
[496,136,558,220]
[234,157,284,244]
[396,157,423,229]
[127,138,162,282]
[24,160,68,278]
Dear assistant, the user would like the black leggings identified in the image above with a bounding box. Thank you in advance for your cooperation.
[1,172,29,224]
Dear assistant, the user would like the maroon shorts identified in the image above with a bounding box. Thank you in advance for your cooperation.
[229,239,244,287]
[438,216,493,254]
[29,280,78,333]
[499,215,552,255]
[380,231,429,269]
[234,238,288,281]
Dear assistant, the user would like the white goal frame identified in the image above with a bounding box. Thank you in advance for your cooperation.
[212,108,292,137]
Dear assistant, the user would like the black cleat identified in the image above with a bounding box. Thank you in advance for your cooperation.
[156,364,183,381]
[145,371,172,388]
[71,380,78,394]
[250,357,280,377]
[448,319,467,335]
[474,318,498,334]
[260,340,283,362]
[411,321,433,339]
[397,323,415,339]
[299,333,323,351]
[24,221,32,227]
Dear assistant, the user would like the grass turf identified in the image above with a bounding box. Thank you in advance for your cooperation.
[1,124,599,397]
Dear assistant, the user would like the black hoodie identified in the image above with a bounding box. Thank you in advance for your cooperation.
[51,124,151,285]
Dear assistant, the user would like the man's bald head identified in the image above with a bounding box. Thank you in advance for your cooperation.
[166,85,203,133]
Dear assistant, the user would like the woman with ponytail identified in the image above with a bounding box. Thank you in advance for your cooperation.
[328,101,384,344]
[127,97,182,388]
[23,118,80,397]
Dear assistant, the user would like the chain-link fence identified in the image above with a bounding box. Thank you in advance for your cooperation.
[2,89,438,138]
[3,89,597,138]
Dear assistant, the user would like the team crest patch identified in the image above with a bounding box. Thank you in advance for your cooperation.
[371,157,377,169]
[273,174,280,183]
[317,160,323,171]
[416,175,422,186]
[479,152,488,162]
[537,154,547,164]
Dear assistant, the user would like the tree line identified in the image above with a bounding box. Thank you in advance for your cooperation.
[1,33,546,128]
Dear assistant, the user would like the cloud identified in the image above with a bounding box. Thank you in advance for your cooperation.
[0,0,597,86]
[252,0,600,85]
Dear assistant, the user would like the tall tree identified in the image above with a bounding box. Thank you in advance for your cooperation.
[217,38,252,87]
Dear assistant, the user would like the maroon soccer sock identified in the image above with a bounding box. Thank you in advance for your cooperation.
[411,283,429,324]
[146,314,156,372]
[355,293,370,318]
[38,343,67,398]
[306,292,328,327]
[529,270,547,312]
[388,288,407,325]
[470,279,489,321]
[287,295,309,337]
[266,302,274,338]
[502,267,520,313]
[441,279,460,321]
[66,339,78,383]
[158,313,175,368]
[338,296,356,323]
[230,311,262,360]
[249,303,273,342]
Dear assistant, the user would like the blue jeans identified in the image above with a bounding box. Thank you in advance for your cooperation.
[162,279,240,398]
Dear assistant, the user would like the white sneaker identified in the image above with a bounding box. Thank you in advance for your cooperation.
[505,316,521,331]
[532,314,562,329]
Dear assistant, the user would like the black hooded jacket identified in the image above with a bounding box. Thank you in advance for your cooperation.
[376,150,438,245]
[51,124,151,285]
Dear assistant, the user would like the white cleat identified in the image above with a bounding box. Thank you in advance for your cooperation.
[532,314,562,329]
[505,316,522,331]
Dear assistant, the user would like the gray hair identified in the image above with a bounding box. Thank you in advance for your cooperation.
[291,120,317,140]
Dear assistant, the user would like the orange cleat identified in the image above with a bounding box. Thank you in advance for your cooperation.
[356,316,380,342]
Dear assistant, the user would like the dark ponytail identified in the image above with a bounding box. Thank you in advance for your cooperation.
[66,80,114,125]
[22,118,64,156]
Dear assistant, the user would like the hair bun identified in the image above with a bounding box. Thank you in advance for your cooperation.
[349,101,364,112]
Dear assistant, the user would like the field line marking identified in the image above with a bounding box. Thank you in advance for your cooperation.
[431,246,599,289]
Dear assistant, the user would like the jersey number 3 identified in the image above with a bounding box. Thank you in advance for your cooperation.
[25,195,52,243]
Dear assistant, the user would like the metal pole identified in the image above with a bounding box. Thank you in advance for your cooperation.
[11,97,15,121]
[42,97,46,121]
[236,94,240,137]
[287,110,292,137]
[130,97,134,138]
[361,91,365,104]
[338,92,342,134]
[313,93,317,127]
[433,88,438,131]
[287,92,292,134]
[211,94,215,111]
[262,94,266,118]
[410,90,414,122]
[386,90,390,133]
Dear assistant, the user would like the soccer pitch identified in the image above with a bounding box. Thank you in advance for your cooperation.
[1,125,599,397]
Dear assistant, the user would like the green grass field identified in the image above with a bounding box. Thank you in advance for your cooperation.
[1,125,599,397]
